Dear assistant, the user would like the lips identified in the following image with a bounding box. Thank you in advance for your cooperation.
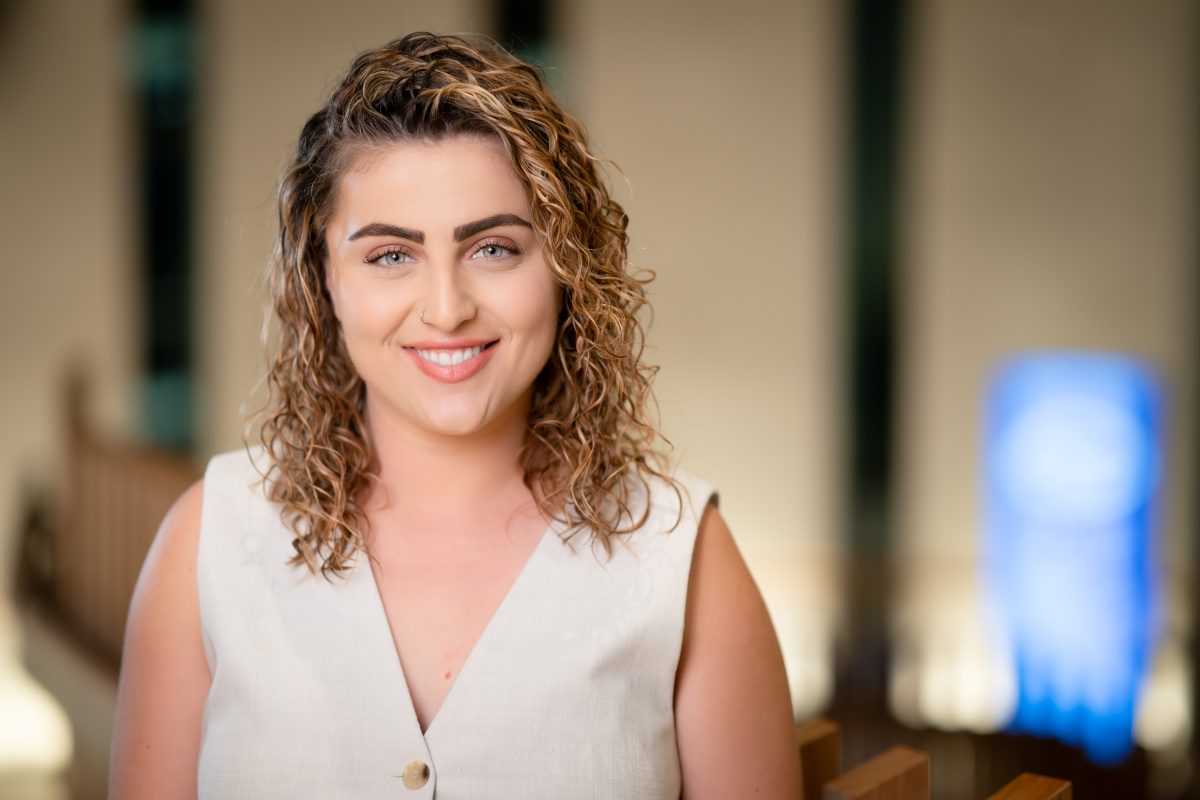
[403,340,498,383]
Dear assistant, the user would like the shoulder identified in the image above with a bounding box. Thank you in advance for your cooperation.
[640,466,718,529]
[603,466,716,564]
[121,444,267,671]
[111,478,210,797]
[123,477,206,648]
[196,446,276,525]
[203,445,270,489]
[673,499,801,797]
[141,479,206,585]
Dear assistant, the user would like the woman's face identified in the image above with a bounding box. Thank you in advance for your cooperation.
[324,134,560,439]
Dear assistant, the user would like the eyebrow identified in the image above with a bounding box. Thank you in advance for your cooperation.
[346,213,532,244]
[347,222,423,243]
[452,213,532,242]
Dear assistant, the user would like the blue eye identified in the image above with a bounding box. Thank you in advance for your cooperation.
[367,248,413,266]
[471,241,521,259]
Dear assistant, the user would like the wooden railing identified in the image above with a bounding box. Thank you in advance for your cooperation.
[797,718,1073,799]
[48,380,198,666]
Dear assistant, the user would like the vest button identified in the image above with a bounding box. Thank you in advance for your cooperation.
[402,760,430,790]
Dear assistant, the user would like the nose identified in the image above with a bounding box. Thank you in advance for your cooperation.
[420,261,476,331]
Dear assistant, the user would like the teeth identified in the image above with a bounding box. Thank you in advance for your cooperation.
[415,345,484,366]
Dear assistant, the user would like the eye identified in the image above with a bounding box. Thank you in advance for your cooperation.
[365,246,414,267]
[470,239,522,260]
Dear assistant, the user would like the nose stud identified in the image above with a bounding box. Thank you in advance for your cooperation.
[419,308,428,324]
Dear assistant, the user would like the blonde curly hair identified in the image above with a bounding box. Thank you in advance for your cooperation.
[257,32,677,577]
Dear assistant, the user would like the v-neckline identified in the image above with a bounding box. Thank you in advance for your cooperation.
[358,518,559,738]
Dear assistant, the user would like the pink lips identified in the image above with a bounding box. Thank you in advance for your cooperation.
[404,340,498,383]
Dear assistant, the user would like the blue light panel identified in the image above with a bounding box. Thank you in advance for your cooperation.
[984,353,1162,764]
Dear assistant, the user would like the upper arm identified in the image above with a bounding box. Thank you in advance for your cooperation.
[110,479,210,800]
[674,503,801,799]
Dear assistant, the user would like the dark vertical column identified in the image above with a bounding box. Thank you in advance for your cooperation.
[840,0,905,708]
[497,0,549,61]
[134,0,194,448]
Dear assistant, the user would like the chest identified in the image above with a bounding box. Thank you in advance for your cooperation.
[368,521,549,732]
[199,503,693,799]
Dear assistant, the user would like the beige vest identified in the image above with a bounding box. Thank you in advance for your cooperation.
[196,448,712,799]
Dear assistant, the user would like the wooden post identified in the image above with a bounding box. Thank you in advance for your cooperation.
[822,745,930,800]
[796,718,840,799]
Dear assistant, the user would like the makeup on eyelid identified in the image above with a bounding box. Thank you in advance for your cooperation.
[362,240,524,270]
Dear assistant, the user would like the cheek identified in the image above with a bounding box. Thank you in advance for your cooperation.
[333,280,409,339]
[510,277,561,345]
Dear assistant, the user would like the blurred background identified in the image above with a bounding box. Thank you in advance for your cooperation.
[0,0,1195,797]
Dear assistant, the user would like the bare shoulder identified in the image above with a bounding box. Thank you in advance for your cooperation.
[130,480,206,620]
[150,479,205,567]
[674,503,801,799]
[110,479,210,799]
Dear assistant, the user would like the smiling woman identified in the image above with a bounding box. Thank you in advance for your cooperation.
[109,32,800,799]
[324,137,560,439]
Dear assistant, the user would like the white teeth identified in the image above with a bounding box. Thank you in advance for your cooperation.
[414,345,484,366]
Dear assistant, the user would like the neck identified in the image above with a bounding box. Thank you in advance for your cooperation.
[361,392,534,529]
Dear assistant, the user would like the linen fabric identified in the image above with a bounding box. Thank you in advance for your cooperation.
[195,448,714,799]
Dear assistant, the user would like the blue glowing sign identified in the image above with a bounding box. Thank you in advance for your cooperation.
[983,353,1162,764]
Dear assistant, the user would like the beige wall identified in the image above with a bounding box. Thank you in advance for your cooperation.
[560,0,846,714]
[0,0,138,604]
[893,0,1197,744]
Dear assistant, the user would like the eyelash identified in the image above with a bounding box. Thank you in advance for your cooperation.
[364,239,523,266]
[364,246,413,267]
[471,238,523,259]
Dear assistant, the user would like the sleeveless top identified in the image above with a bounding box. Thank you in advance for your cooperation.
[195,448,715,799]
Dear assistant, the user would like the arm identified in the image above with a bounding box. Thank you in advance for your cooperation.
[109,480,211,799]
[675,503,802,799]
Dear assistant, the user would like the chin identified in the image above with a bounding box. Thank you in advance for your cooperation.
[426,417,490,437]
[421,404,496,437]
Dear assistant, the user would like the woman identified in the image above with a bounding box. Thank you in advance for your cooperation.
[111,32,800,798]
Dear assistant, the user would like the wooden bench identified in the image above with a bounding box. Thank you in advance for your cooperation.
[987,773,1072,800]
[796,719,1072,800]
[823,745,929,799]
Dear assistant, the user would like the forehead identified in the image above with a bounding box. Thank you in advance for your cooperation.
[330,135,531,234]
